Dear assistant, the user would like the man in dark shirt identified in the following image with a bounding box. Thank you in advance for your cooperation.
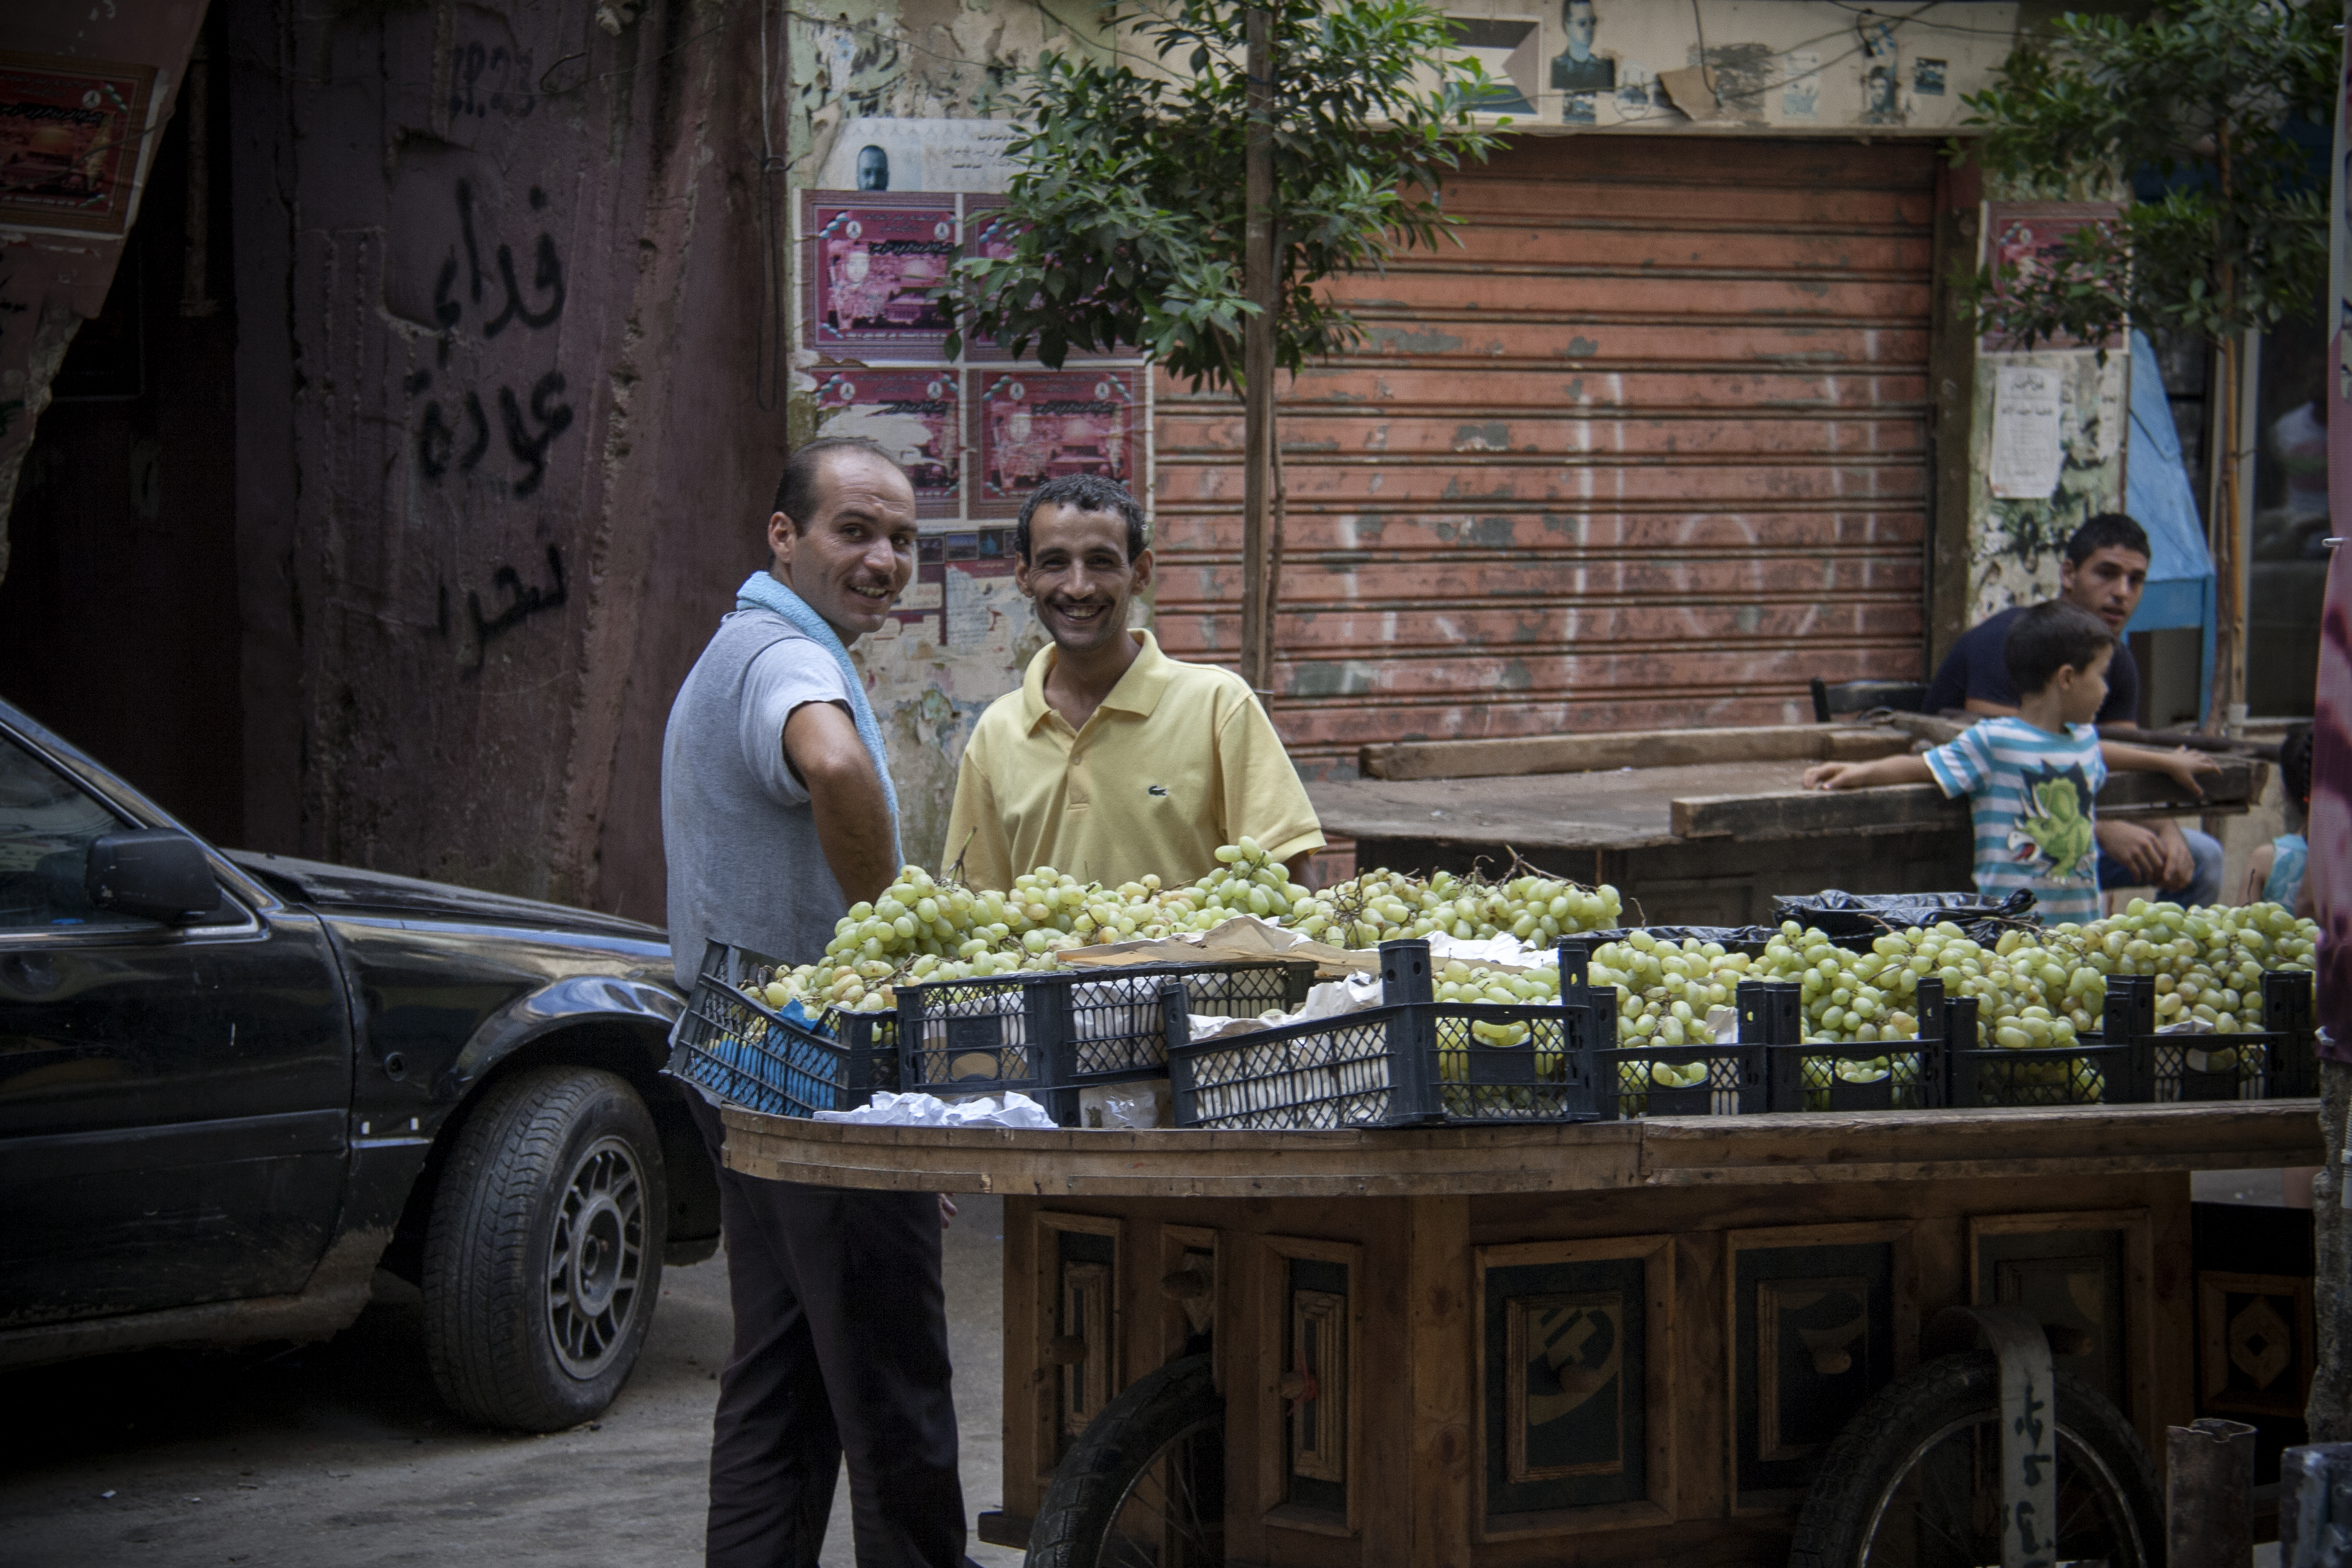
[1923,511,2223,905]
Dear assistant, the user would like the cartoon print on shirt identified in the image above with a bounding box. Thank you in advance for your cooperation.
[2008,762,2098,882]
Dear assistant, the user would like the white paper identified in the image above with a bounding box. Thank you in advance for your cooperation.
[1184,970,1385,1040]
[944,566,1020,648]
[1426,931,1540,967]
[1989,365,2066,500]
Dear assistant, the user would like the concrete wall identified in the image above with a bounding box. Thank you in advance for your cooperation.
[227,0,782,918]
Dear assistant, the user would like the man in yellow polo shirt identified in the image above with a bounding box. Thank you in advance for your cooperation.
[945,474,1325,890]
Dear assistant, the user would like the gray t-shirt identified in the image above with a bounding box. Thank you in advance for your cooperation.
[661,609,860,990]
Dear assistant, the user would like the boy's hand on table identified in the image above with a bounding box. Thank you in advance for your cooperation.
[2158,746,2218,797]
[1802,762,1864,790]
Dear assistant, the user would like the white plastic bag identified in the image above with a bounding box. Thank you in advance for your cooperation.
[1079,1080,1167,1129]
[812,1089,1058,1129]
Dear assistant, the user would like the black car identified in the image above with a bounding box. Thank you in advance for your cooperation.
[0,699,716,1430]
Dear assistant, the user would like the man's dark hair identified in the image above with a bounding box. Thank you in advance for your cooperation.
[772,436,901,534]
[1013,474,1149,562]
[2003,599,2117,696]
[2282,723,2313,809]
[2065,512,2150,566]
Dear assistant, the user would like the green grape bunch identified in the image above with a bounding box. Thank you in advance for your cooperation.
[742,842,1631,1024]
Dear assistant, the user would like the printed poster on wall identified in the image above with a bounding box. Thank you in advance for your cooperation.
[973,368,1143,518]
[1979,201,2124,350]
[802,192,959,359]
[959,197,1139,363]
[1988,365,2065,500]
[812,368,962,517]
[0,53,156,235]
[958,197,1023,363]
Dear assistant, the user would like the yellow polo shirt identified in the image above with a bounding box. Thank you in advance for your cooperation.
[944,630,1325,891]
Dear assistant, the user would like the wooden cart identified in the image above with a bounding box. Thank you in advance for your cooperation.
[724,1098,2323,1566]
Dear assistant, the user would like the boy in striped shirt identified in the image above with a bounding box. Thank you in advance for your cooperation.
[1803,601,2218,924]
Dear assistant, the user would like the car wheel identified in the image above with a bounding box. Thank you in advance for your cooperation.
[422,1065,668,1431]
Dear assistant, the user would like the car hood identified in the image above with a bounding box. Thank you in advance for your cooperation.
[224,850,665,944]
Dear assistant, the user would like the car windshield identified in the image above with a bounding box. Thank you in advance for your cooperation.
[0,731,152,933]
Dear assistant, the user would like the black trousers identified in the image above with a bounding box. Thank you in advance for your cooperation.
[688,1094,968,1568]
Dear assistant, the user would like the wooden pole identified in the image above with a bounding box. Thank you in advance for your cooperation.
[2209,330,2246,735]
[2207,121,2246,736]
[1239,6,1276,693]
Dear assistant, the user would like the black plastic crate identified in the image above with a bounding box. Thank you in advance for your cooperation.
[1945,979,2129,1108]
[2115,968,2316,1102]
[1411,941,1604,1124]
[1166,1008,1403,1129]
[897,958,1316,1125]
[664,940,897,1119]
[1169,939,1604,1130]
[1592,976,1956,1119]
[1944,970,2315,1107]
[1762,978,1949,1113]
[1586,947,1764,1120]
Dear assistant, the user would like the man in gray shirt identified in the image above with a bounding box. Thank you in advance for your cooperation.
[662,437,966,1567]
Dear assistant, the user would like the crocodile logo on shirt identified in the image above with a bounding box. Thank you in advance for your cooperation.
[2007,763,2097,882]
[1147,785,1168,797]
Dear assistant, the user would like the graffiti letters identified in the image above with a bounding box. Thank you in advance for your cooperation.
[498,372,572,497]
[410,180,573,497]
[449,39,537,121]
[449,543,568,668]
[472,542,567,644]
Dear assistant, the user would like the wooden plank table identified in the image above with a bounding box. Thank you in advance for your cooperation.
[723,1100,2322,1564]
[1307,725,2267,926]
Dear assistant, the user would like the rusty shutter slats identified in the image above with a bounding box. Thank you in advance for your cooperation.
[1151,136,1939,776]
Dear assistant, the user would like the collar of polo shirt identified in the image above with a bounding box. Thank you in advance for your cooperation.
[1021,628,1177,733]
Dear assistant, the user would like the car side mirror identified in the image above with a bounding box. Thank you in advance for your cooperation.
[85,830,220,925]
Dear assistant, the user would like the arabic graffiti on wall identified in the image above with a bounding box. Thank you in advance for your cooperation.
[405,178,573,500]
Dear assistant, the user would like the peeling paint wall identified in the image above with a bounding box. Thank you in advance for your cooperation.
[1965,347,2127,619]
[1957,194,2131,622]
[780,1,1132,871]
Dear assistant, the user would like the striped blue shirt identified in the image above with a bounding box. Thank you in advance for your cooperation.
[1922,717,2106,924]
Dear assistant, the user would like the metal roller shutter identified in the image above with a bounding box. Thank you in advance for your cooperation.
[1151,134,1939,779]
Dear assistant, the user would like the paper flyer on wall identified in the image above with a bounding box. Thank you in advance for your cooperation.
[1988,364,2065,500]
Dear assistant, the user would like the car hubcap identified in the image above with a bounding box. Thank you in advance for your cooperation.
[546,1135,644,1380]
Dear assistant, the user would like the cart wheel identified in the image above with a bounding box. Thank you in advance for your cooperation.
[1788,1351,2159,1568]
[1027,1353,1223,1568]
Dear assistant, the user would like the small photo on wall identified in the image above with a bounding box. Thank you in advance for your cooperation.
[813,369,962,517]
[0,53,156,235]
[973,368,1143,518]
[802,192,960,359]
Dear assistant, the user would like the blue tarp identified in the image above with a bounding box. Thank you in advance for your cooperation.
[2120,329,2215,716]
